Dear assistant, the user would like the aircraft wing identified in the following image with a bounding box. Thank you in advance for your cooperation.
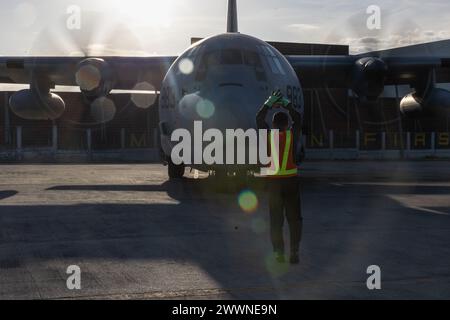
[286,39,450,90]
[0,56,178,90]
[286,55,450,89]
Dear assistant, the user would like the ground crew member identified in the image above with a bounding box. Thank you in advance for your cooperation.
[256,90,303,264]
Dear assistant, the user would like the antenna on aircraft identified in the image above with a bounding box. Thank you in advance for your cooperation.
[227,0,239,33]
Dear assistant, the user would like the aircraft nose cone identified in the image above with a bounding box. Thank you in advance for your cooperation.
[204,85,259,130]
[178,85,264,131]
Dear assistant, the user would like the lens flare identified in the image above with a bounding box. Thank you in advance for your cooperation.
[265,253,290,277]
[178,58,194,75]
[91,97,116,123]
[76,65,101,91]
[131,82,157,109]
[196,99,215,119]
[238,190,259,213]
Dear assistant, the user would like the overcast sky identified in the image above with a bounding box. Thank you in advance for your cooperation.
[1,0,449,56]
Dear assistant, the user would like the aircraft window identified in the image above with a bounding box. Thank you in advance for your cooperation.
[206,51,222,66]
[196,51,221,80]
[264,46,274,56]
[187,47,200,61]
[195,50,243,80]
[273,57,286,75]
[200,50,242,68]
[258,45,286,75]
[198,50,244,69]
[221,49,243,65]
[189,46,199,56]
[269,58,280,74]
[244,51,266,81]
[244,51,262,67]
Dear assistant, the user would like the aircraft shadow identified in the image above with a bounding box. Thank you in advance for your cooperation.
[0,190,18,201]
[47,176,268,199]
[47,179,450,197]
[1,178,450,299]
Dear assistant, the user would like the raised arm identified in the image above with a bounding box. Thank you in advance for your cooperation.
[285,103,302,136]
[256,91,283,130]
[256,104,270,130]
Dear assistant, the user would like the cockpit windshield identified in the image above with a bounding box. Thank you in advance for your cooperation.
[222,49,243,65]
[196,49,266,81]
[199,49,242,68]
[244,51,266,81]
[258,45,286,75]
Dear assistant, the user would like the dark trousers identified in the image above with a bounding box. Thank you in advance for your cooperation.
[268,177,303,254]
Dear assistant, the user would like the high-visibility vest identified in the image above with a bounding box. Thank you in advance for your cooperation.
[265,130,298,177]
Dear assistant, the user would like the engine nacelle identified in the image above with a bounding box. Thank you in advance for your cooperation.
[352,57,388,101]
[75,58,114,99]
[9,89,65,120]
[400,88,450,117]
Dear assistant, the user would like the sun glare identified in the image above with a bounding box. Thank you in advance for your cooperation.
[113,0,174,28]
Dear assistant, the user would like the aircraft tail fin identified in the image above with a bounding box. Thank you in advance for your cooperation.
[227,0,239,33]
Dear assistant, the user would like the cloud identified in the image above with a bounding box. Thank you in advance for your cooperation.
[359,37,380,44]
[0,0,449,56]
[339,30,450,54]
[287,23,320,31]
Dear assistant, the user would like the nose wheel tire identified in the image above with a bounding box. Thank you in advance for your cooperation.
[168,161,185,179]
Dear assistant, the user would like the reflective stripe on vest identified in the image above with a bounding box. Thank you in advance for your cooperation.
[266,130,298,177]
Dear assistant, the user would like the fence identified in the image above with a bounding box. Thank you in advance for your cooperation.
[304,131,450,159]
[0,126,160,162]
[0,126,449,162]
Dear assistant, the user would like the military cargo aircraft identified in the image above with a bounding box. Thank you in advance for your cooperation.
[1,0,449,178]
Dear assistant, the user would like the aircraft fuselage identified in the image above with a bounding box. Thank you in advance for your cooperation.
[159,33,303,172]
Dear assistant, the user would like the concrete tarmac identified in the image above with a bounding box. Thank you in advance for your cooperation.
[0,161,449,299]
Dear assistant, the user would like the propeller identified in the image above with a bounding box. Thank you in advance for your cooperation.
[28,10,147,124]
[30,10,144,57]
[321,8,432,128]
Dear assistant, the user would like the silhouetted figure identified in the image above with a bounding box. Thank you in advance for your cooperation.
[256,90,303,264]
